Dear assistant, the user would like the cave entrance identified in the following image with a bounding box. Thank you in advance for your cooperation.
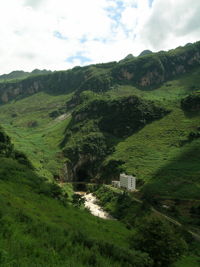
[76,168,89,182]
[73,168,90,192]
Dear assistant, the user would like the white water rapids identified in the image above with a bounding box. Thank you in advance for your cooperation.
[76,192,113,220]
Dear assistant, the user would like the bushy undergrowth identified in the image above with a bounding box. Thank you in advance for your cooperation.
[91,185,151,227]
[181,93,200,112]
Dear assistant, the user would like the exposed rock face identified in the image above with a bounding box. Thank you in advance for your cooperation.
[0,80,42,103]
[122,70,134,80]
[62,162,74,181]
[112,41,200,88]
[0,41,200,103]
[0,67,86,104]
[140,71,164,87]
[73,154,96,181]
[63,154,97,182]
[188,52,200,65]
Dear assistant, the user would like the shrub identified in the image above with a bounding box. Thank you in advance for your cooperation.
[130,216,188,267]
[181,94,200,112]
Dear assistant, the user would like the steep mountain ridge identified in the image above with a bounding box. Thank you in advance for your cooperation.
[0,41,200,104]
[0,69,51,81]
[112,42,200,87]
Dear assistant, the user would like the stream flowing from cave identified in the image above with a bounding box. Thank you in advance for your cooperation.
[76,192,113,220]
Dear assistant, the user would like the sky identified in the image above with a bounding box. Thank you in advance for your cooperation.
[0,0,200,74]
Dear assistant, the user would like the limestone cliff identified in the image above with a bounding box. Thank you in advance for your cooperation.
[112,41,200,88]
[0,41,200,103]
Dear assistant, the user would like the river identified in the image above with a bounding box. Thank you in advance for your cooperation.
[76,192,113,220]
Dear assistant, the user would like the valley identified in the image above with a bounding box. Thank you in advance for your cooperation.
[0,41,200,266]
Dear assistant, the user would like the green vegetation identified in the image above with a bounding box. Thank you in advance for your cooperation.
[1,40,200,104]
[0,128,153,266]
[90,185,150,226]
[0,92,72,180]
[0,43,199,201]
[112,41,200,88]
[0,126,32,168]
[0,40,200,266]
[0,69,51,82]
[0,161,153,266]
[90,185,200,267]
[62,93,168,182]
[110,107,200,199]
[181,93,200,112]
[130,216,188,267]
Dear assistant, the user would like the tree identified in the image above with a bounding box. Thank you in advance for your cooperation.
[130,216,187,266]
[72,194,85,207]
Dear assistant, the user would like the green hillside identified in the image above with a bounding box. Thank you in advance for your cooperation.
[0,43,199,200]
[0,41,200,266]
[0,127,198,266]
[1,127,155,266]
[0,92,72,180]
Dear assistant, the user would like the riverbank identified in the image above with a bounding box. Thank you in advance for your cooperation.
[76,192,113,220]
[84,193,113,219]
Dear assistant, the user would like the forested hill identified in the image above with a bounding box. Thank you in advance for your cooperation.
[0,41,200,103]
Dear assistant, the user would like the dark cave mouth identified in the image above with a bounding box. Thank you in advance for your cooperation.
[76,168,90,182]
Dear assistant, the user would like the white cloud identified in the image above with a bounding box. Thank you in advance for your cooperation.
[0,0,199,74]
[140,0,200,50]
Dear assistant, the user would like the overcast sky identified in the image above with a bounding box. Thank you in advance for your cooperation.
[0,0,200,74]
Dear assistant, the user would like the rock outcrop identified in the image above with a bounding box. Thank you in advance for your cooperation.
[112,41,200,88]
[0,41,200,104]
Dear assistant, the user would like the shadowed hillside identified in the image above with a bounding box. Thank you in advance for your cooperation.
[62,94,168,182]
[142,141,200,199]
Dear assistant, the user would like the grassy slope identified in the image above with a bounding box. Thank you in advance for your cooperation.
[110,108,199,197]
[0,67,199,266]
[107,68,200,199]
[0,158,137,267]
[0,92,72,180]
[0,68,199,197]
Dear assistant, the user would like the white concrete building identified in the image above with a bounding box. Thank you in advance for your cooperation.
[111,173,136,191]
[120,173,136,191]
